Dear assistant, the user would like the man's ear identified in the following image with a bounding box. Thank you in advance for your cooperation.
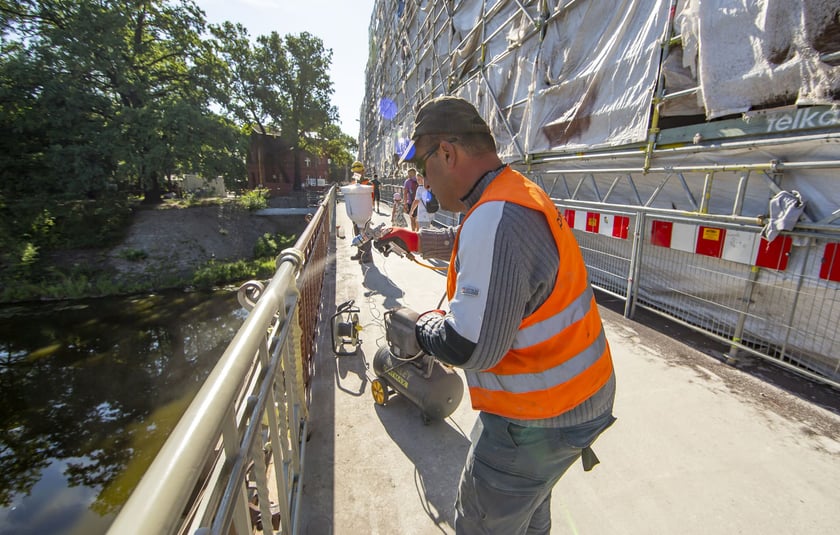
[439,139,457,167]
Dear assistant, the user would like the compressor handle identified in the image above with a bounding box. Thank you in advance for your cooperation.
[335,299,357,315]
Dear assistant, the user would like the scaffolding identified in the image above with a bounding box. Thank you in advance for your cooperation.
[361,0,840,385]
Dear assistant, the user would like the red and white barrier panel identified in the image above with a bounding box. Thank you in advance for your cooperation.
[821,242,840,282]
[649,220,794,271]
[562,211,840,281]
[564,210,630,239]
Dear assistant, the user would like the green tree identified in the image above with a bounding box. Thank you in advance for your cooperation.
[209,21,275,135]
[319,122,358,182]
[1,0,122,202]
[0,0,248,282]
[0,1,354,295]
[0,4,125,272]
[275,32,339,190]
[213,29,353,190]
[0,0,246,205]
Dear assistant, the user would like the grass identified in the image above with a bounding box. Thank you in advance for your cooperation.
[191,258,276,290]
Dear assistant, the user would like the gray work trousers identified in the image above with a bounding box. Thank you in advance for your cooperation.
[455,410,615,534]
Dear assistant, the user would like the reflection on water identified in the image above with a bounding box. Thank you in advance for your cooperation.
[0,290,247,535]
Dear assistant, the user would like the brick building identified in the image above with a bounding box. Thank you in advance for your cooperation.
[246,132,330,195]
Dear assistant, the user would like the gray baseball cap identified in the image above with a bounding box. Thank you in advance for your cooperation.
[398,96,491,163]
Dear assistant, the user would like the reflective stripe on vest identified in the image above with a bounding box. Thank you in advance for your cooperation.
[469,326,607,393]
[447,167,613,419]
[512,286,593,349]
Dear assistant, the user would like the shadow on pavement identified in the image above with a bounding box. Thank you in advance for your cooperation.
[334,350,369,397]
[374,398,471,533]
[361,263,405,309]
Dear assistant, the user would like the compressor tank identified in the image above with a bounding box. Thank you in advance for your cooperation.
[373,346,464,421]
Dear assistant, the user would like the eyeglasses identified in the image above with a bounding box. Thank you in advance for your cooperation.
[413,145,439,176]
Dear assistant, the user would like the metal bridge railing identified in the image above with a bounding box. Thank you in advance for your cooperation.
[107,187,336,535]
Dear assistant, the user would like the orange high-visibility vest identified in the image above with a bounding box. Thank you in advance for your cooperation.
[447,167,613,419]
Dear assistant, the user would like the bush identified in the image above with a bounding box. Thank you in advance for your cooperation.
[253,232,296,259]
[191,258,275,290]
[237,187,269,211]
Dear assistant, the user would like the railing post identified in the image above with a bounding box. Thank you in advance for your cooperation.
[726,265,760,365]
[265,379,291,534]
[699,172,714,214]
[220,408,251,535]
[626,211,646,319]
[249,435,274,534]
[779,238,813,362]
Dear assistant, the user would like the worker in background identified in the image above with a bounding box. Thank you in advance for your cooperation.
[403,167,419,231]
[349,161,374,264]
[371,173,382,212]
[374,96,616,534]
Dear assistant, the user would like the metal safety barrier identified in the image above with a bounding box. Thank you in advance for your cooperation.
[556,200,840,389]
[107,187,336,535]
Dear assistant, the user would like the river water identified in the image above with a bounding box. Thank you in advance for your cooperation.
[0,290,248,535]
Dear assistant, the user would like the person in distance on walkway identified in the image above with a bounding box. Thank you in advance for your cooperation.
[374,96,617,535]
[371,172,382,212]
[349,161,374,264]
[403,167,419,231]
[391,191,408,227]
[408,174,434,229]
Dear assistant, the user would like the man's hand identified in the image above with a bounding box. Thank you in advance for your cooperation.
[374,227,418,257]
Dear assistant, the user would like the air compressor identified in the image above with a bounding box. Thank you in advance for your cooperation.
[371,307,464,423]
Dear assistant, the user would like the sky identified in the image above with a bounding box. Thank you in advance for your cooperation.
[195,0,376,140]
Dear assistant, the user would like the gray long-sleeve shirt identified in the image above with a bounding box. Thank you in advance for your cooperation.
[416,167,615,427]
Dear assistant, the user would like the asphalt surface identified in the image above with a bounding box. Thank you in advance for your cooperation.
[298,202,840,535]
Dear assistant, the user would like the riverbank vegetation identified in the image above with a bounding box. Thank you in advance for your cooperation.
[0,1,352,302]
[0,235,298,303]
[0,198,298,303]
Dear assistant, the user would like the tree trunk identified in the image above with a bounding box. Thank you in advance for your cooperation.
[143,170,163,204]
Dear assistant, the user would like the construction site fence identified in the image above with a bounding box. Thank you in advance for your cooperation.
[107,187,336,535]
[556,201,839,389]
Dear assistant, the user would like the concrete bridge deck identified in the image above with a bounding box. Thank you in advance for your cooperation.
[297,201,840,534]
